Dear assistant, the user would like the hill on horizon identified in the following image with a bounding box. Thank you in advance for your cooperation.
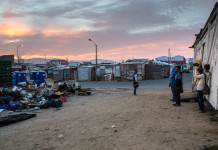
[16,58,118,64]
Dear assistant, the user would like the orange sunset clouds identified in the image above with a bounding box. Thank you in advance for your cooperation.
[0,0,217,62]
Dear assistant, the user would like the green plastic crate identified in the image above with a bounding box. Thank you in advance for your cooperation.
[0,61,12,87]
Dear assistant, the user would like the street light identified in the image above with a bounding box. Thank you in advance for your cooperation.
[17,44,23,64]
[88,39,98,81]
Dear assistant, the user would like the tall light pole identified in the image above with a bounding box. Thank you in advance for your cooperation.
[89,39,98,81]
[17,44,23,64]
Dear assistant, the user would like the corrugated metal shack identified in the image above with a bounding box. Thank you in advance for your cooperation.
[145,61,170,80]
[78,66,95,81]
[46,65,78,82]
[53,68,64,81]
[98,63,120,81]
[121,59,148,80]
[63,67,77,80]
[190,2,218,110]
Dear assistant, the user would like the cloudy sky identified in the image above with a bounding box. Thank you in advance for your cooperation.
[0,0,217,62]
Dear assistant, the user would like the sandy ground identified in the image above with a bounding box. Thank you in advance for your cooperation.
[0,88,218,150]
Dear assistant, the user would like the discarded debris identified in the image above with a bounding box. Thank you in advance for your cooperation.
[0,80,91,113]
[0,113,36,127]
[58,134,64,138]
[0,79,92,126]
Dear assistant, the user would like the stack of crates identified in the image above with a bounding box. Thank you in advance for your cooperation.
[0,61,12,87]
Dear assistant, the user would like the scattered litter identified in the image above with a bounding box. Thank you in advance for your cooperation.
[12,86,18,92]
[58,134,64,138]
[0,79,91,126]
[111,125,117,128]
[130,134,134,137]
[34,107,40,110]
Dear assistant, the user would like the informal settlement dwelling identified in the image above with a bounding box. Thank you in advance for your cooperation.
[49,59,68,66]
[156,55,186,65]
[98,63,121,81]
[191,2,218,110]
[145,60,170,80]
[121,59,148,80]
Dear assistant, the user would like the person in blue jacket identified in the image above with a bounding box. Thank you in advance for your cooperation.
[173,66,183,106]
[169,67,177,102]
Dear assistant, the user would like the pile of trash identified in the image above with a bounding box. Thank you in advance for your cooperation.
[0,80,91,112]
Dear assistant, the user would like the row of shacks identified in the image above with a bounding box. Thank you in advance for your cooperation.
[44,59,171,82]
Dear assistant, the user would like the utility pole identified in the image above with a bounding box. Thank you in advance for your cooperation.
[168,48,172,64]
[89,39,98,81]
[17,44,23,64]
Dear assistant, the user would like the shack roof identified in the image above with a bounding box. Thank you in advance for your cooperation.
[191,2,218,48]
[100,63,119,66]
[121,62,145,65]
[126,59,148,63]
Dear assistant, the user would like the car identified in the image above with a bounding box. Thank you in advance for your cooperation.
[182,64,190,73]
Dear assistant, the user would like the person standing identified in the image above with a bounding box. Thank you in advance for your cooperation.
[173,66,183,106]
[204,64,211,86]
[169,67,177,102]
[194,64,210,113]
[133,69,139,96]
[194,67,205,113]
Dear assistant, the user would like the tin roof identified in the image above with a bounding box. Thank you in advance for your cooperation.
[191,2,218,48]
[126,59,148,63]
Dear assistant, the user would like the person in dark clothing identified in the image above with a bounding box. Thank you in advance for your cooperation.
[173,66,183,106]
[133,69,139,95]
[169,67,177,102]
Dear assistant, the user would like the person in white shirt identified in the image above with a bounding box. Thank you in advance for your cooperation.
[194,67,205,112]
[133,69,139,95]
[194,64,211,113]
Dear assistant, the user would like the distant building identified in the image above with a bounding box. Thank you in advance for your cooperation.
[155,56,169,62]
[68,62,81,67]
[82,62,92,66]
[0,54,14,65]
[186,58,194,65]
[35,64,48,70]
[156,55,186,65]
[50,59,68,66]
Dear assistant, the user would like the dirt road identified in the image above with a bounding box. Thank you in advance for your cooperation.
[78,72,193,90]
[0,88,218,150]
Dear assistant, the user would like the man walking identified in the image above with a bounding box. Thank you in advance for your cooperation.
[133,69,139,96]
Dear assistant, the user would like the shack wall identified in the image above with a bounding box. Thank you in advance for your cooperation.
[192,7,218,110]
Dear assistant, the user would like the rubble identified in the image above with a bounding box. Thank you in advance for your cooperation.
[0,79,92,126]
